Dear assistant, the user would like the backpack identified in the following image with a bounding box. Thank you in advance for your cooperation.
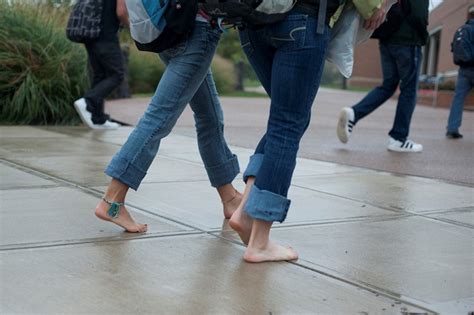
[126,0,198,53]
[451,23,474,67]
[66,0,104,43]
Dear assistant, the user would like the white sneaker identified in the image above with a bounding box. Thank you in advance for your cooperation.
[337,107,355,143]
[73,98,94,128]
[387,137,423,153]
[91,120,120,130]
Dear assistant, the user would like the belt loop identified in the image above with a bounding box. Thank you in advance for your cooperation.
[317,0,327,34]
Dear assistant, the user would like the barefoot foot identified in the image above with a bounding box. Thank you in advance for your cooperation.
[95,200,147,233]
[223,191,243,219]
[244,242,298,263]
[229,207,253,245]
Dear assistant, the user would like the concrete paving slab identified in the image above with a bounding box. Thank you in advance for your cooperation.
[11,155,113,186]
[265,217,474,314]
[0,137,120,158]
[0,164,56,189]
[0,234,428,314]
[293,173,474,213]
[142,156,209,184]
[10,153,211,187]
[117,182,400,230]
[43,126,136,146]
[0,186,191,249]
[0,126,69,138]
[427,208,474,227]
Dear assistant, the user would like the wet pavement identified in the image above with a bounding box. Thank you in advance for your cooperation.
[1,126,473,314]
[106,88,474,185]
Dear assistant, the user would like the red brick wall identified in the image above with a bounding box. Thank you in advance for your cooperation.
[349,39,383,87]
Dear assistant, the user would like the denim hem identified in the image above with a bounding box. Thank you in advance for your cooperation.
[244,185,291,223]
[243,153,264,182]
[104,156,147,191]
[388,131,406,143]
[206,154,240,187]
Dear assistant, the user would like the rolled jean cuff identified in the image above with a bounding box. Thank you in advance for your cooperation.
[206,154,240,187]
[244,185,291,223]
[105,156,146,191]
[243,153,264,182]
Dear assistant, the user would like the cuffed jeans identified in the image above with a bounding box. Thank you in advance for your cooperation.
[447,68,474,133]
[239,10,330,222]
[352,43,422,142]
[84,38,125,124]
[105,22,239,190]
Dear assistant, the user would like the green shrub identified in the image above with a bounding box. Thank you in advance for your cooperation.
[0,4,88,125]
[127,49,236,95]
[211,54,236,94]
[127,45,166,95]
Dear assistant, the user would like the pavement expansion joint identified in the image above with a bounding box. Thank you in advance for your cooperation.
[416,214,474,230]
[0,184,61,191]
[290,259,438,314]
[0,230,205,252]
[292,182,474,229]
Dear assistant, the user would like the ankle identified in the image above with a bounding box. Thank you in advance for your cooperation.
[217,184,239,203]
[247,219,272,250]
[103,179,128,202]
[222,189,240,204]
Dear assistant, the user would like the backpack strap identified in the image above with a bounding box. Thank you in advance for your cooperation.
[317,0,327,34]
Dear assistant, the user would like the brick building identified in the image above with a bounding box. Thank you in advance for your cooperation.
[349,0,474,107]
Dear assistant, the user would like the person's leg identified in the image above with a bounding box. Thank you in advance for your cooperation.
[84,39,124,124]
[388,45,422,142]
[447,70,472,135]
[96,23,221,231]
[229,28,275,241]
[243,12,330,262]
[352,43,400,123]
[85,42,106,89]
[188,66,241,218]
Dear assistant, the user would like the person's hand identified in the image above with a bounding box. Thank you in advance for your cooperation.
[363,0,388,30]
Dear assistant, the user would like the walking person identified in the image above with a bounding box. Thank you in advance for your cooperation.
[73,0,127,129]
[94,6,242,232]
[229,0,387,262]
[446,6,474,139]
[337,0,429,152]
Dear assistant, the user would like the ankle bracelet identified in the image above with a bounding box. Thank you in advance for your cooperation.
[102,198,124,219]
[222,189,239,204]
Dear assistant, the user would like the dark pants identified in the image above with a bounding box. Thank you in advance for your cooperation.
[352,43,422,142]
[447,68,474,133]
[84,39,124,124]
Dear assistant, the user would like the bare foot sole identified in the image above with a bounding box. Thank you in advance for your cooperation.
[229,208,252,245]
[243,242,298,263]
[95,200,147,233]
[223,191,243,219]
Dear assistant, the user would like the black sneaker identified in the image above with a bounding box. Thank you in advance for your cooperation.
[446,131,463,139]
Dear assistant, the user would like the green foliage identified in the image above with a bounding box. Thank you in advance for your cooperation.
[321,62,344,86]
[211,55,237,94]
[217,29,257,83]
[127,45,165,94]
[0,3,88,125]
[127,46,237,95]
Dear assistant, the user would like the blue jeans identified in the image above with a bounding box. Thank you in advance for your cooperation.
[447,68,474,133]
[239,10,330,222]
[352,43,422,142]
[105,22,239,190]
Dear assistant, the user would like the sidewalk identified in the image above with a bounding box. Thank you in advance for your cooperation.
[106,88,474,185]
[0,125,472,314]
